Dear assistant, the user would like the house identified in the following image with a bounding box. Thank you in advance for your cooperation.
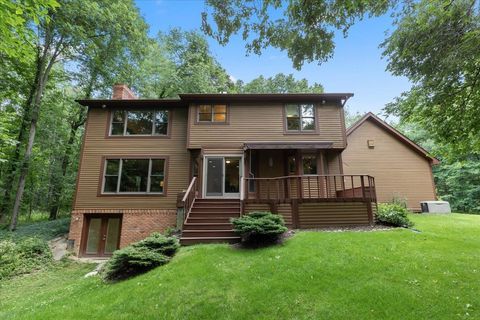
[68,84,377,257]
[342,112,439,211]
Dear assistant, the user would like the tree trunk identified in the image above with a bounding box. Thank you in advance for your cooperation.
[10,104,40,230]
[0,76,37,222]
[9,30,60,230]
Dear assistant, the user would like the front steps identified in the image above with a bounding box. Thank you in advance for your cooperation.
[181,199,241,245]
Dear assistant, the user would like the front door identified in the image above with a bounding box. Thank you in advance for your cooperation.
[83,215,121,256]
[205,156,242,198]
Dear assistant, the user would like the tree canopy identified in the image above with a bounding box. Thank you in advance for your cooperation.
[234,73,323,93]
[382,0,480,155]
[202,0,393,69]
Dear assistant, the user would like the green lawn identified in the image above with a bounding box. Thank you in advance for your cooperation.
[1,214,479,319]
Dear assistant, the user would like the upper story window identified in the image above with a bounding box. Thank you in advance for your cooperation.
[103,158,166,194]
[285,104,315,132]
[110,109,169,136]
[198,104,227,123]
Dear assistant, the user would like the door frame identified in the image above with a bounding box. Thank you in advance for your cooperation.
[80,214,122,257]
[202,155,244,199]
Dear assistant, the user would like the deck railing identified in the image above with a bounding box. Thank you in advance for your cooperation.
[244,174,376,203]
[181,177,197,225]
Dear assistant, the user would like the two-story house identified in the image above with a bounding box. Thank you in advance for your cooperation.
[69,84,378,257]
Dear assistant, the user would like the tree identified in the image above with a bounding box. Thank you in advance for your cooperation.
[8,0,148,230]
[0,0,59,61]
[382,0,480,155]
[234,73,323,93]
[47,1,148,220]
[130,29,234,98]
[202,0,393,69]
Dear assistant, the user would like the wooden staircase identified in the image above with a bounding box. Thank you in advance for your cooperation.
[181,199,241,245]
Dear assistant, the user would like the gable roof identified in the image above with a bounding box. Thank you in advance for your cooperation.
[347,112,440,165]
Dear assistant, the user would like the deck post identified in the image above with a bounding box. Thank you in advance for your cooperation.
[366,201,374,225]
[269,201,278,214]
[291,199,299,228]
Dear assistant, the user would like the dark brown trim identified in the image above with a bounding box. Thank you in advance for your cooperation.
[282,103,320,135]
[338,152,344,174]
[77,93,354,108]
[80,213,123,258]
[347,112,440,164]
[340,107,348,148]
[244,141,333,150]
[193,103,230,125]
[72,107,90,209]
[429,163,438,200]
[76,99,187,108]
[104,107,173,139]
[97,155,169,197]
[179,93,354,104]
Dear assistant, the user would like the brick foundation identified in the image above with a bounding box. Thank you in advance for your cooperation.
[68,209,177,256]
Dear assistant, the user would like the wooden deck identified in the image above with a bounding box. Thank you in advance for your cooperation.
[179,175,378,243]
[243,174,377,227]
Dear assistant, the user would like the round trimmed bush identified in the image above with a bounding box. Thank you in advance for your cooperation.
[231,211,288,246]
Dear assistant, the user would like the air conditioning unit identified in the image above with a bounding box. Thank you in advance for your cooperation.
[420,201,451,213]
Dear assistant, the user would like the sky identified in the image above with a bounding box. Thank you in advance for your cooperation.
[134,0,412,115]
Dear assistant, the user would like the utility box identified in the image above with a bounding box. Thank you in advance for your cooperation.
[420,201,451,213]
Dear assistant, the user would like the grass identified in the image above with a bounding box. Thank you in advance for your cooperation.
[1,214,479,319]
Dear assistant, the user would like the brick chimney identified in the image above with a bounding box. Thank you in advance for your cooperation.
[112,84,137,99]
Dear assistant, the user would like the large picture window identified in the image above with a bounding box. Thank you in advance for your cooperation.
[102,158,166,194]
[197,104,227,122]
[110,109,169,136]
[285,104,315,132]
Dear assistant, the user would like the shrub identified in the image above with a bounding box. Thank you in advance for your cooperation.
[0,237,52,280]
[132,232,180,257]
[377,203,414,228]
[103,233,179,281]
[231,211,288,246]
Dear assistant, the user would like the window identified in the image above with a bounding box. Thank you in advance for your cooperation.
[197,104,227,122]
[302,155,317,175]
[110,109,169,136]
[103,158,166,194]
[285,104,315,132]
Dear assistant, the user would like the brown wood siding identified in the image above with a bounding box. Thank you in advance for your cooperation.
[277,203,293,227]
[188,103,345,149]
[343,120,436,211]
[74,107,190,210]
[298,202,370,228]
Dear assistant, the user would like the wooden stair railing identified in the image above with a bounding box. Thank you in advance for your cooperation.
[181,177,197,227]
